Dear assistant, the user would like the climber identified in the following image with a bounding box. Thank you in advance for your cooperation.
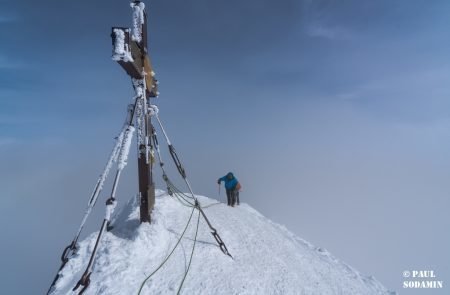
[217,172,241,207]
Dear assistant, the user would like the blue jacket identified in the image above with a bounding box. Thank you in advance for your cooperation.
[218,172,238,190]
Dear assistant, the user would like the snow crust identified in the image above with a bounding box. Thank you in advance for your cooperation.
[130,2,145,43]
[105,199,117,222]
[52,191,395,295]
[112,29,133,63]
[132,78,145,98]
[148,104,159,117]
[95,128,124,193]
[117,126,135,170]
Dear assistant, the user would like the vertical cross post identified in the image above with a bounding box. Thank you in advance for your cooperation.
[111,0,158,223]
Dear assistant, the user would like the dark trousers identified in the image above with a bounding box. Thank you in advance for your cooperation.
[226,189,239,206]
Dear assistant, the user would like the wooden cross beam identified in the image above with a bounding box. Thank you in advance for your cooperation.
[111,1,158,98]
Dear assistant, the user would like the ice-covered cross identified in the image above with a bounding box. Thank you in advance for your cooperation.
[111,1,158,98]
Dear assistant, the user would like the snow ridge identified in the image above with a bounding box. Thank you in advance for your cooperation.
[52,191,395,295]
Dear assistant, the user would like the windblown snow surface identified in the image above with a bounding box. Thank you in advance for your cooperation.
[53,190,395,295]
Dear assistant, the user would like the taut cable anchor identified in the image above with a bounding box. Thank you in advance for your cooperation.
[169,145,186,178]
[46,103,136,294]
[61,240,77,264]
[151,109,233,259]
[73,271,91,294]
[212,229,233,258]
[198,207,233,259]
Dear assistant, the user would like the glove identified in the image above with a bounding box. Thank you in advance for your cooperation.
[217,179,221,184]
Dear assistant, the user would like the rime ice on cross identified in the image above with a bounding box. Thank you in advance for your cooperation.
[111,0,158,223]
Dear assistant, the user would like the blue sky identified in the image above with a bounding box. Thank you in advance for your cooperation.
[1,0,450,294]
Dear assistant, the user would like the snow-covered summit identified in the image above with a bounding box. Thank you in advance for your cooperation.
[52,191,394,295]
